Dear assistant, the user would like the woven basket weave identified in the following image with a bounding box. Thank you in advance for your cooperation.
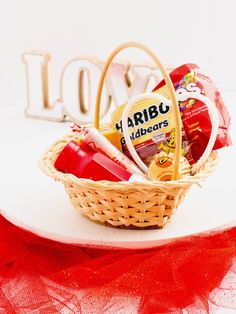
[39,42,218,229]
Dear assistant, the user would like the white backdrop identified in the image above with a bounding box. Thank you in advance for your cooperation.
[0,0,236,108]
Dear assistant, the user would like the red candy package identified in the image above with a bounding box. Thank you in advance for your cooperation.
[153,64,232,164]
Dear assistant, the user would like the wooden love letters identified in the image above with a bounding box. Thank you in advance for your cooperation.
[22,50,171,123]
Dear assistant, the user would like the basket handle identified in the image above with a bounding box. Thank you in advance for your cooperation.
[94,42,182,180]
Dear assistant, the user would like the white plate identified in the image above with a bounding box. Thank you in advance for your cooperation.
[0,107,236,249]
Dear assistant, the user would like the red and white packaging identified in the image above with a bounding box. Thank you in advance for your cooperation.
[153,64,232,164]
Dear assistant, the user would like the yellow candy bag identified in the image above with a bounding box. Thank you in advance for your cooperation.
[111,86,186,166]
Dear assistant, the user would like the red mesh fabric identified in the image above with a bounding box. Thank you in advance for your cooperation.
[0,214,235,313]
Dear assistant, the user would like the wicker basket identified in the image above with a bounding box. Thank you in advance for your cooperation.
[39,42,218,229]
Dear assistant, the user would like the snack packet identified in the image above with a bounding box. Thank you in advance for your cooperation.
[111,64,231,165]
[153,64,232,163]
[111,88,187,166]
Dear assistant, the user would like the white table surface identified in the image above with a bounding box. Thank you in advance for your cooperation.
[0,98,235,249]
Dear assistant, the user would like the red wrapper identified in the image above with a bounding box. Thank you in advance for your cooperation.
[153,64,232,163]
[0,214,236,313]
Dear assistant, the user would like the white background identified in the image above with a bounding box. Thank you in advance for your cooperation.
[0,0,236,108]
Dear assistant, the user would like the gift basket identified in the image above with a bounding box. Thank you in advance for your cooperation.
[40,42,231,229]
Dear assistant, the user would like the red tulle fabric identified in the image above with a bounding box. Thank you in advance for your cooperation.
[0,215,235,313]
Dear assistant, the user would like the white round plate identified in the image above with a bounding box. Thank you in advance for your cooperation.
[0,107,236,249]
